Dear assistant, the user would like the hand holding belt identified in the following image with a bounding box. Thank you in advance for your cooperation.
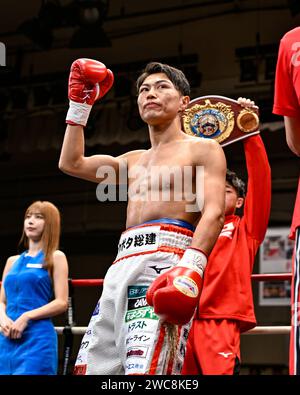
[182,95,260,146]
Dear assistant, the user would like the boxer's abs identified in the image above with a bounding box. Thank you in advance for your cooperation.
[125,139,202,228]
[126,199,200,228]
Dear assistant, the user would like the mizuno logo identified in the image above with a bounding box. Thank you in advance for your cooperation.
[219,222,235,239]
[149,265,171,274]
[218,352,233,358]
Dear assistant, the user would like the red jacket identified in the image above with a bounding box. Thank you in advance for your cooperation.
[197,135,271,332]
[273,27,300,239]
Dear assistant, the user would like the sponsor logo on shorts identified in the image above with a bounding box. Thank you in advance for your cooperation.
[79,340,89,350]
[73,364,87,375]
[128,296,148,310]
[125,332,153,346]
[148,265,171,274]
[116,227,160,260]
[126,317,159,334]
[125,307,159,322]
[144,262,175,277]
[76,354,83,363]
[92,301,100,316]
[173,276,198,297]
[118,231,157,253]
[127,320,148,332]
[126,346,149,359]
[128,285,148,299]
[125,362,146,374]
[127,286,151,311]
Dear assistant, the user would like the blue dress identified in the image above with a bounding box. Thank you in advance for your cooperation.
[0,250,58,375]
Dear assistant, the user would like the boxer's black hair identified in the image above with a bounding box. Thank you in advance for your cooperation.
[136,62,190,96]
[226,169,246,198]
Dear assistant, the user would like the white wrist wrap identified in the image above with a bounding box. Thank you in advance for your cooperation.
[66,100,92,126]
[178,248,207,277]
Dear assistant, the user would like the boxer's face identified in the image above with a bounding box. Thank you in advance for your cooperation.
[24,211,45,241]
[137,72,189,125]
[225,182,244,215]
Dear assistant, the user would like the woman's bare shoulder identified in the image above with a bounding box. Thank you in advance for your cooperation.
[4,255,20,270]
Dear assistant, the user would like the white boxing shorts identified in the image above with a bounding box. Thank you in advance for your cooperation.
[74,218,194,375]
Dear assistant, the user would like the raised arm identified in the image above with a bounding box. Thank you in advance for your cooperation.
[59,124,126,183]
[243,135,271,242]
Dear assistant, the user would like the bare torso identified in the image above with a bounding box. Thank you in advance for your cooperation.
[59,70,226,252]
[125,135,205,228]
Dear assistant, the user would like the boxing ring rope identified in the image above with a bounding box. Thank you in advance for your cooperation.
[0,273,292,338]
[58,273,292,336]
[54,325,292,336]
[0,275,290,334]
[70,273,292,286]
[251,273,292,281]
[71,279,104,287]
[0,273,293,374]
[59,271,293,375]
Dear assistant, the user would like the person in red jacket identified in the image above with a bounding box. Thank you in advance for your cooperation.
[273,27,300,375]
[182,132,271,375]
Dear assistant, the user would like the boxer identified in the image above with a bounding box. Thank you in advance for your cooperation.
[59,59,226,374]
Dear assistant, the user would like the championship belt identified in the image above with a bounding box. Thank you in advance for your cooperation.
[181,95,260,146]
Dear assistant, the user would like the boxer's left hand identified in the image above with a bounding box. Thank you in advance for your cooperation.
[146,247,207,325]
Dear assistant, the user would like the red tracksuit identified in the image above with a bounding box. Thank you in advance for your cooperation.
[182,134,271,374]
[273,26,300,375]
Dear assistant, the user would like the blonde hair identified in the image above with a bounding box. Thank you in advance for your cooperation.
[19,201,61,274]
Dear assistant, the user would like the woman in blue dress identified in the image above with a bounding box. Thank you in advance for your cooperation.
[0,201,69,375]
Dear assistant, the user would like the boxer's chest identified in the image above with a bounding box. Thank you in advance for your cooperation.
[128,150,196,194]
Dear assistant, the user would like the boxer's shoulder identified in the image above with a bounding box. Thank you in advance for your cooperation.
[119,149,148,160]
[118,149,148,165]
[186,134,220,152]
[184,137,224,167]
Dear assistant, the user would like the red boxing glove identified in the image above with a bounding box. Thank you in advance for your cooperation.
[146,247,207,325]
[66,58,114,126]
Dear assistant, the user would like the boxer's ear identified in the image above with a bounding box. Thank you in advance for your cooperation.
[179,95,190,111]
